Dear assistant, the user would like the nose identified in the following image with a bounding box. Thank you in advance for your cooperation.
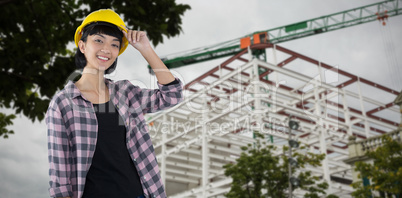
[100,44,112,54]
[100,48,110,54]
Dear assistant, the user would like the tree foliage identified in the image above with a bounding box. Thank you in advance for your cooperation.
[0,0,190,138]
[351,135,402,198]
[223,133,338,198]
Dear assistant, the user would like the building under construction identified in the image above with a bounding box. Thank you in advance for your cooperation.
[145,1,402,197]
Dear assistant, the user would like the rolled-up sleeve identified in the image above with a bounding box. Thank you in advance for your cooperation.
[46,104,73,197]
[127,77,184,114]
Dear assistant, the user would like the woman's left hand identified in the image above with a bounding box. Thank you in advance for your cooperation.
[121,25,151,53]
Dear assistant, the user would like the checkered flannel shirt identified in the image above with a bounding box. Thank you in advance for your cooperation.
[46,77,183,198]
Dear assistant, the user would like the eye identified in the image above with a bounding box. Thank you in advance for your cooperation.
[112,44,120,48]
[94,39,103,43]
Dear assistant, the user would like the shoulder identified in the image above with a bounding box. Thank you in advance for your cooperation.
[107,78,140,91]
[47,81,76,112]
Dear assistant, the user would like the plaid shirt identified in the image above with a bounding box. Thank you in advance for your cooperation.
[46,77,183,198]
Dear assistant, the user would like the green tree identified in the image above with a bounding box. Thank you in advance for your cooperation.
[223,133,338,198]
[0,0,190,138]
[351,135,402,198]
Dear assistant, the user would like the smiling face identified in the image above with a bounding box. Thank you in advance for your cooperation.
[78,33,121,72]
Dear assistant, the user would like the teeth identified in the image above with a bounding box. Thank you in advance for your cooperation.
[98,56,109,60]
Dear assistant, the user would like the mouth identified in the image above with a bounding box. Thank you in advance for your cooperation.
[97,55,110,61]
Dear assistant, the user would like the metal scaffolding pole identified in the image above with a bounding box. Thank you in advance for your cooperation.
[357,78,371,138]
[202,94,209,197]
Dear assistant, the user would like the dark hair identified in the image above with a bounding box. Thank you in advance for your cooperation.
[75,22,124,74]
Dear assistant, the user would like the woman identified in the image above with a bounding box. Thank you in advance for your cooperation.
[46,9,183,198]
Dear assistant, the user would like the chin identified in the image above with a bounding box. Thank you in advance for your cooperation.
[97,65,110,71]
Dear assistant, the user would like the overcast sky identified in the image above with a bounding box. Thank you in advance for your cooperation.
[1,0,401,197]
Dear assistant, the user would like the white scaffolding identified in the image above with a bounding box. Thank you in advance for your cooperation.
[146,43,400,197]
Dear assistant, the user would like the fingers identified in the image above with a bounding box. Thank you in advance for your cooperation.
[127,30,142,43]
[120,26,144,44]
[137,31,142,42]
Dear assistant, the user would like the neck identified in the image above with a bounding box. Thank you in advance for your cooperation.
[75,67,106,93]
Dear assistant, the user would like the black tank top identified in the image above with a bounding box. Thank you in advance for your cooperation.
[82,101,144,198]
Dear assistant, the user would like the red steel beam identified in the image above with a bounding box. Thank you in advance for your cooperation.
[278,55,297,67]
[184,44,271,90]
[337,77,357,88]
[366,102,396,115]
[275,45,399,96]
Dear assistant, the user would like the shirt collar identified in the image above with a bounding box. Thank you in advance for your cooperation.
[64,78,113,101]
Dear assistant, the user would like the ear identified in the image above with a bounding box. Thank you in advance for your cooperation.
[78,40,86,54]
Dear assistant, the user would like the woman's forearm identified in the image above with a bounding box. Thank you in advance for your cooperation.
[141,47,175,85]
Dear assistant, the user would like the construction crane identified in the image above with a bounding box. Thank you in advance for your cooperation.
[150,0,401,72]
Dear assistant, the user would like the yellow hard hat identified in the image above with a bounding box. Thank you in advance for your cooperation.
[74,9,128,55]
